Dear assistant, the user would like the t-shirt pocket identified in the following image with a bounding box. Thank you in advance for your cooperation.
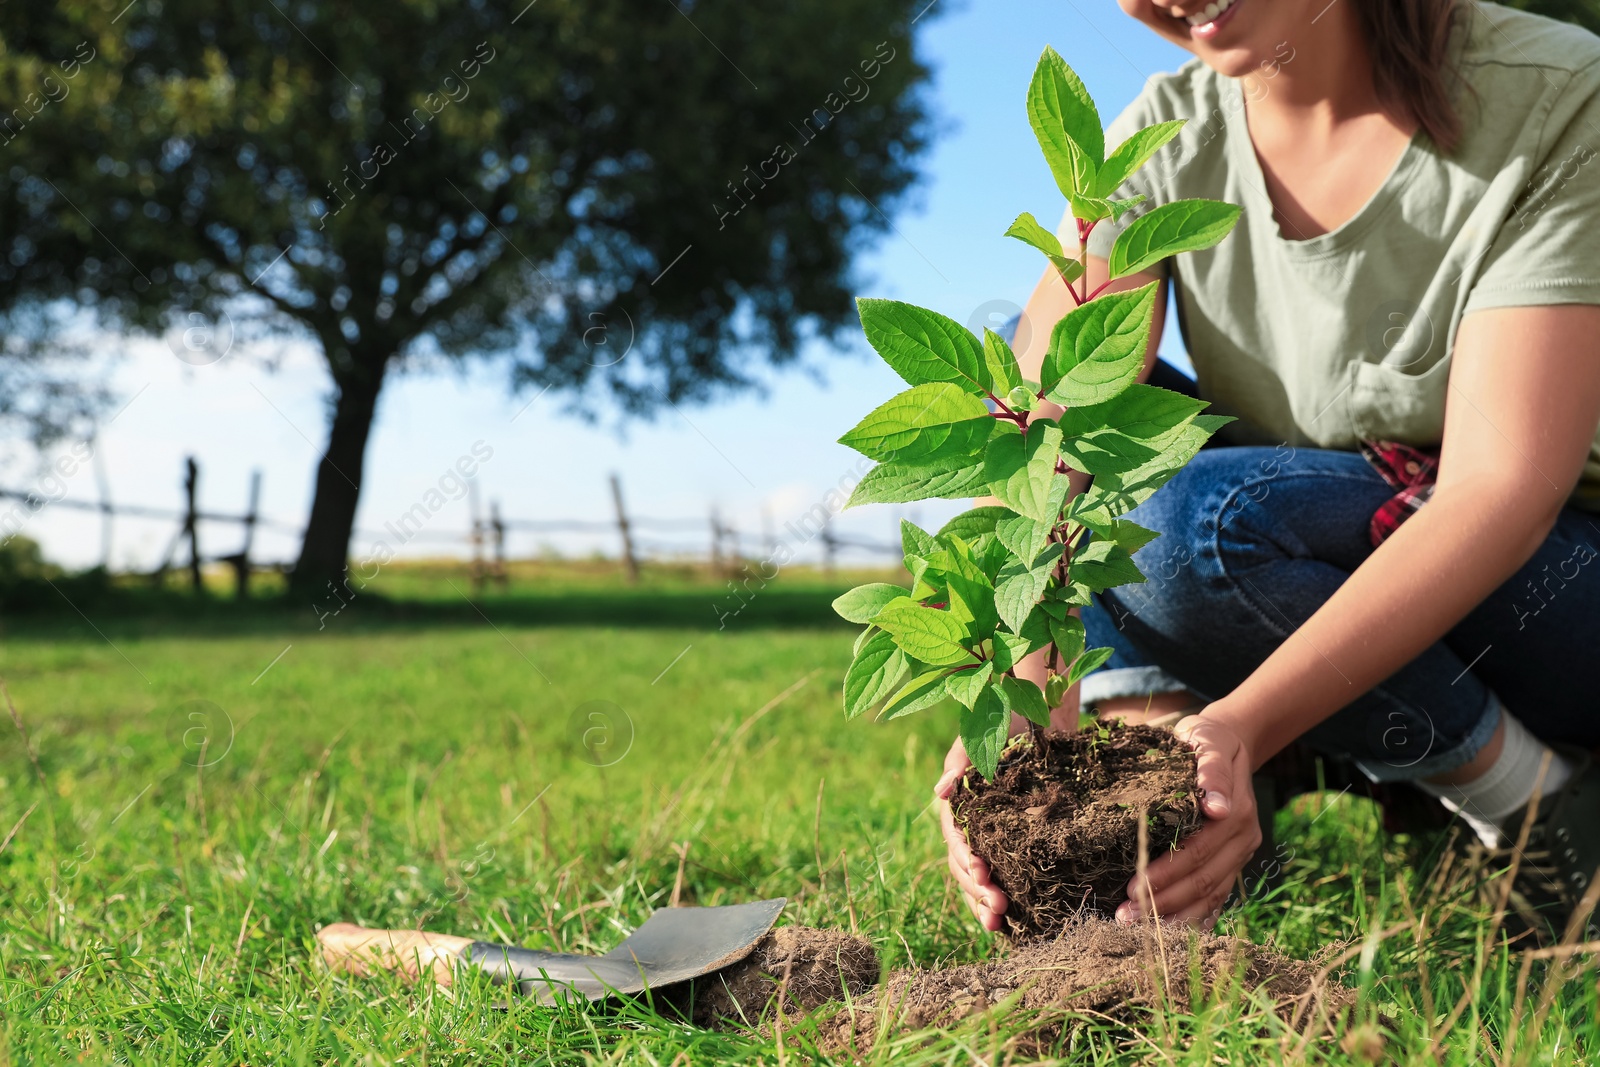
[1347,356,1451,447]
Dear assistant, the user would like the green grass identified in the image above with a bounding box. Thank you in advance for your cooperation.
[2,563,1598,1064]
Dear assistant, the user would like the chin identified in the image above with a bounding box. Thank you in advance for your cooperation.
[1153,0,1309,76]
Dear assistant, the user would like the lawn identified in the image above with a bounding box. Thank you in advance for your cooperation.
[2,564,1596,1064]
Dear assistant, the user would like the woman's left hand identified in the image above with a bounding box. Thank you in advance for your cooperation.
[1115,714,1260,928]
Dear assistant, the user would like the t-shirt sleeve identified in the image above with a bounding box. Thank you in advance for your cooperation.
[1464,64,1600,312]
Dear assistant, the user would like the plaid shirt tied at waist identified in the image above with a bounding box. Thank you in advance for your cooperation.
[1358,440,1440,546]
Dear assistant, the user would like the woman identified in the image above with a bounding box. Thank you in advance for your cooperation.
[937,0,1600,937]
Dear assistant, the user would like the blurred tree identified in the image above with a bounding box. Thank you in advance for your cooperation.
[0,0,933,593]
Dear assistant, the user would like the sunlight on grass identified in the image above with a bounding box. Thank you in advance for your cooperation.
[3,567,1598,1063]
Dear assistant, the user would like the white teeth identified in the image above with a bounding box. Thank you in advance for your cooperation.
[1186,0,1234,26]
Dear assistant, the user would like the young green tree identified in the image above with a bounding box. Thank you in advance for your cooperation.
[0,0,933,593]
[834,49,1240,779]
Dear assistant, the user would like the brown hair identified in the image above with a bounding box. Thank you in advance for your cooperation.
[1355,0,1469,153]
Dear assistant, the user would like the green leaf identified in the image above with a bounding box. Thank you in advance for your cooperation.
[882,670,951,720]
[1107,199,1241,280]
[1078,518,1160,556]
[946,573,999,637]
[1058,427,1162,475]
[832,583,908,625]
[960,688,1010,780]
[1053,256,1087,287]
[1067,646,1115,687]
[1071,540,1146,592]
[1096,120,1185,196]
[1028,47,1102,200]
[1060,581,1096,607]
[991,631,1033,674]
[1069,415,1229,522]
[1108,196,1146,221]
[983,419,1065,522]
[1060,384,1208,443]
[1019,602,1055,650]
[945,662,994,709]
[1041,282,1158,407]
[981,328,1023,396]
[937,506,1010,543]
[844,630,908,719]
[1045,672,1070,707]
[1003,211,1064,259]
[901,520,938,564]
[847,456,990,507]
[1039,599,1072,621]
[873,598,974,667]
[853,625,877,656]
[1003,215,1083,284]
[856,298,990,393]
[1048,613,1086,667]
[994,543,1064,635]
[839,383,993,463]
[999,676,1051,727]
[995,509,1057,563]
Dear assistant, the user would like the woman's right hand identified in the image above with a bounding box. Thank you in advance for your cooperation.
[934,736,1009,933]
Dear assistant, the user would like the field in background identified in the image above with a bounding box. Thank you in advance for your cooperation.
[3,561,1598,1063]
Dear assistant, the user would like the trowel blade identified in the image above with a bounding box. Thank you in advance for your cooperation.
[463,897,787,1003]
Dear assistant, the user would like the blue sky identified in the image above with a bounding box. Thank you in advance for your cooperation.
[10,1,1194,572]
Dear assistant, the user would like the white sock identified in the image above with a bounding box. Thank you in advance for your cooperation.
[1417,700,1574,847]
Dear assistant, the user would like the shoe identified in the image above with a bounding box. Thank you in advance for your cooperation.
[1491,746,1600,942]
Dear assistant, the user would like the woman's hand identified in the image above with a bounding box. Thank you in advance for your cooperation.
[1115,714,1260,928]
[934,737,1009,933]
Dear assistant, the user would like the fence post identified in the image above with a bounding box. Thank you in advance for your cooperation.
[822,521,837,577]
[468,478,485,595]
[234,469,261,599]
[709,506,722,579]
[490,499,508,592]
[610,473,640,583]
[183,456,202,593]
[92,438,113,572]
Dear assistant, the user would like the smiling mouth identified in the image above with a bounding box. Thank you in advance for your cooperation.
[1180,0,1244,38]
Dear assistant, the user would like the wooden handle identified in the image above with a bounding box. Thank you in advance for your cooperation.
[317,923,476,986]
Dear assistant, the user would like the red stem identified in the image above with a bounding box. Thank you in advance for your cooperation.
[987,394,1030,428]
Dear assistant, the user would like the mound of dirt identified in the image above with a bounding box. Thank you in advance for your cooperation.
[822,918,1359,1056]
[668,926,880,1029]
[951,722,1203,937]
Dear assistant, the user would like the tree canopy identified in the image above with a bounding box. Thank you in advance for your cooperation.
[0,0,935,591]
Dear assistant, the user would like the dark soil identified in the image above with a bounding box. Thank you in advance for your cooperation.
[822,918,1361,1058]
[951,722,1204,938]
[668,926,880,1029]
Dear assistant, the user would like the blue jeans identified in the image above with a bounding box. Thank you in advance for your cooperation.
[1080,444,1600,782]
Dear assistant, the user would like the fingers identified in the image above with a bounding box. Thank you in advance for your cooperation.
[939,791,1008,932]
[934,737,972,801]
[1117,733,1258,927]
[1175,717,1240,820]
[1118,821,1261,924]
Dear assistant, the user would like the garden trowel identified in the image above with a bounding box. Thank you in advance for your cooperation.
[318,897,787,1004]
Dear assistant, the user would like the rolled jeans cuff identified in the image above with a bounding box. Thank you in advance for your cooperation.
[1080,665,1195,709]
[1354,690,1504,784]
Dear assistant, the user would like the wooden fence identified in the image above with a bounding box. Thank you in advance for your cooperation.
[0,456,900,595]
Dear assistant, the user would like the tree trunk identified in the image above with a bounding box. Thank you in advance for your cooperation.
[289,357,388,598]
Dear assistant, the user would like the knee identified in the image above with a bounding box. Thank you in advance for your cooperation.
[1100,450,1281,629]
[1120,451,1242,581]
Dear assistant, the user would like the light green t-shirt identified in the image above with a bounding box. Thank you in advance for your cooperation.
[1074,1,1600,508]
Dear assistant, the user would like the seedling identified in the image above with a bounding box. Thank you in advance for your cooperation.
[832,48,1240,780]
